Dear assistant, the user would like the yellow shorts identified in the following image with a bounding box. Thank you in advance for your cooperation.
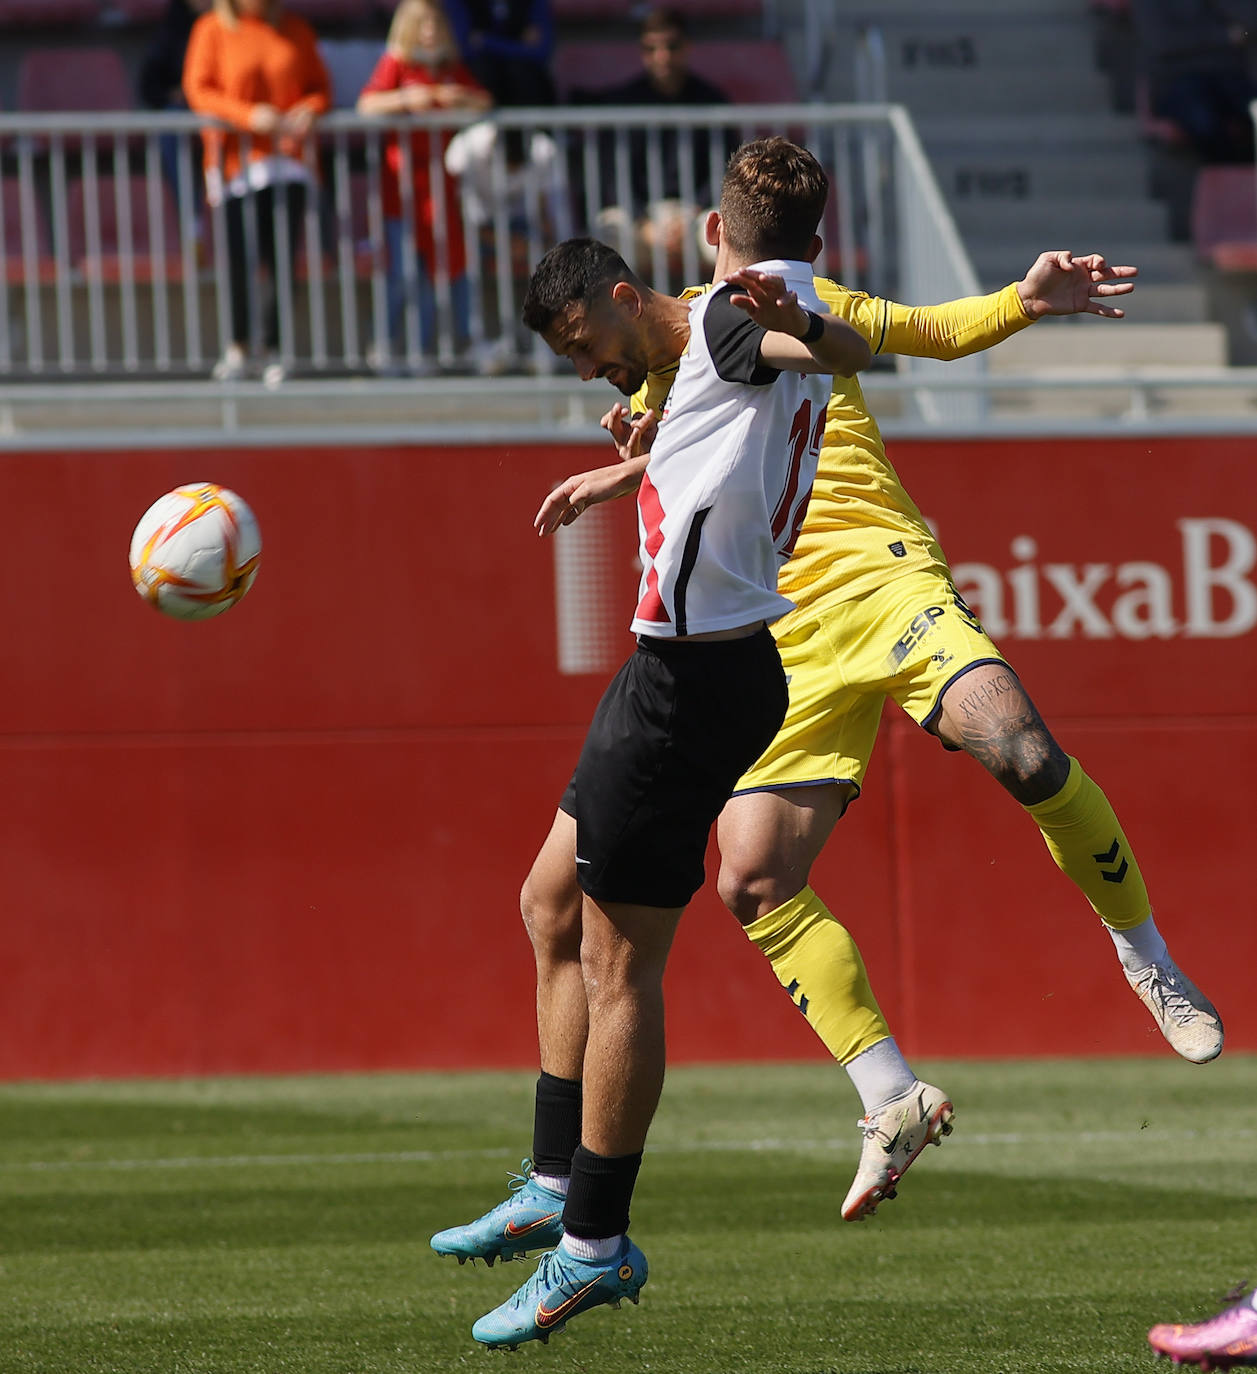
[734,568,1008,796]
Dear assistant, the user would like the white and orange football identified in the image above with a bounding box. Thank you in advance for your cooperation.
[128,483,261,620]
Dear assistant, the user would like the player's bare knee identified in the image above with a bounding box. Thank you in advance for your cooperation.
[717,858,797,926]
[938,666,1071,803]
[519,875,581,960]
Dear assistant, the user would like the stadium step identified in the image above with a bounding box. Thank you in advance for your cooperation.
[884,68,1115,118]
[952,197,1169,245]
[985,318,1229,370]
[970,240,1200,289]
[930,150,1149,204]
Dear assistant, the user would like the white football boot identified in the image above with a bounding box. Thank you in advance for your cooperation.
[841,1079,954,1221]
[1125,959,1224,1063]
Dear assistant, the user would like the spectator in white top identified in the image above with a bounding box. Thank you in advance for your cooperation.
[444,119,568,236]
[445,119,570,370]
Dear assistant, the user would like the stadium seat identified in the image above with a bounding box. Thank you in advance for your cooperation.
[319,36,383,108]
[0,174,55,285]
[1191,164,1257,272]
[556,38,798,105]
[17,47,133,114]
[550,0,632,15]
[106,0,168,20]
[552,0,763,16]
[652,0,765,13]
[689,39,798,104]
[0,0,101,25]
[67,173,184,283]
[285,0,381,23]
[553,40,634,101]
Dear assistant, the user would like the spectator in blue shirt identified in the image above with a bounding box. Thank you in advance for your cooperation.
[445,0,557,107]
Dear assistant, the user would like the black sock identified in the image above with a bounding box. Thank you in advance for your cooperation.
[561,1144,643,1239]
[531,1072,582,1177]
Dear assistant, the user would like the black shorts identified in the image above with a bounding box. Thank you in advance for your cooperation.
[565,627,787,909]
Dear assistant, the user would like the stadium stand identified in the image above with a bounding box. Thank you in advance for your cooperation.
[0,174,55,284]
[555,38,798,105]
[689,39,799,104]
[286,0,384,24]
[17,46,132,114]
[67,172,183,283]
[106,0,167,20]
[319,36,383,108]
[1191,164,1257,273]
[0,0,101,24]
[552,0,763,16]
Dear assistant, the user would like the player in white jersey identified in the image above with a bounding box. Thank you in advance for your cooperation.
[459,139,872,1352]
[628,263,830,638]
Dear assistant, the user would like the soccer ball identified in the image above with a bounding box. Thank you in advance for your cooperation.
[128,483,261,620]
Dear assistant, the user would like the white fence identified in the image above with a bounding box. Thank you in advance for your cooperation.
[3,101,1254,444]
[0,105,968,374]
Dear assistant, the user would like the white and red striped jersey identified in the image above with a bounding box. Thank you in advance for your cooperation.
[630,259,832,638]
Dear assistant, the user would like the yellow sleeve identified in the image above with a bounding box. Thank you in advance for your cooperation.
[813,278,1034,361]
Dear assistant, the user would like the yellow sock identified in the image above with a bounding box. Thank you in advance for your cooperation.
[742,887,890,1064]
[1024,757,1151,931]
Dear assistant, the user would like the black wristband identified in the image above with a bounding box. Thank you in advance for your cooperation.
[799,309,825,344]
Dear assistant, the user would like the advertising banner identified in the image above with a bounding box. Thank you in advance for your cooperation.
[0,436,1251,1076]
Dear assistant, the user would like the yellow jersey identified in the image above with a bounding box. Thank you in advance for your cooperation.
[634,278,1034,609]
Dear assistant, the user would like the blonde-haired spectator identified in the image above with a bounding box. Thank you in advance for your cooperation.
[358,0,491,369]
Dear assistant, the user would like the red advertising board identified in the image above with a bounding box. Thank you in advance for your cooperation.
[0,435,1252,1079]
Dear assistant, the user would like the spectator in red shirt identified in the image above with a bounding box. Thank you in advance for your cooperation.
[358,0,492,369]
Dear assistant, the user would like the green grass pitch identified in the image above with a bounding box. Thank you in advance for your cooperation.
[0,1057,1253,1373]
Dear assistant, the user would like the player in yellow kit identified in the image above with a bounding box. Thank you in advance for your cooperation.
[665,266,1215,1215]
[430,246,1224,1267]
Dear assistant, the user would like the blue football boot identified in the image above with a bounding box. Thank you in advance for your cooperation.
[471,1236,648,1349]
[430,1160,565,1266]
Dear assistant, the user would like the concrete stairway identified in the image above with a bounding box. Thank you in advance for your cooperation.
[801,0,1227,373]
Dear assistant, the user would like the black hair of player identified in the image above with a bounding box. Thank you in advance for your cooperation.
[522,237,643,334]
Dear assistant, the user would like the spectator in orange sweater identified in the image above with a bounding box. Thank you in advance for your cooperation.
[357,0,491,370]
[183,0,331,385]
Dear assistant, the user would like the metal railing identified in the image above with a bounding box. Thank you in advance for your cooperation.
[6,101,1253,443]
[0,105,971,381]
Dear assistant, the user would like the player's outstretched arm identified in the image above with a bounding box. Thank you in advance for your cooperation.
[1016,250,1137,320]
[533,461,647,536]
[533,410,654,536]
[725,267,871,376]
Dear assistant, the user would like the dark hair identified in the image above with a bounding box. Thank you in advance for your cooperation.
[521,237,641,333]
[718,137,829,262]
[640,6,688,39]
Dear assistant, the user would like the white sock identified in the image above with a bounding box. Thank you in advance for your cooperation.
[844,1036,917,1116]
[560,1231,622,1262]
[533,1171,570,1195]
[1107,914,1169,974]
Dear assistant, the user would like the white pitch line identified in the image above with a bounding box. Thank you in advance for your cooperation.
[0,1126,1250,1175]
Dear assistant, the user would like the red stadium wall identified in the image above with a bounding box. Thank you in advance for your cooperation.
[1,435,1254,1079]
